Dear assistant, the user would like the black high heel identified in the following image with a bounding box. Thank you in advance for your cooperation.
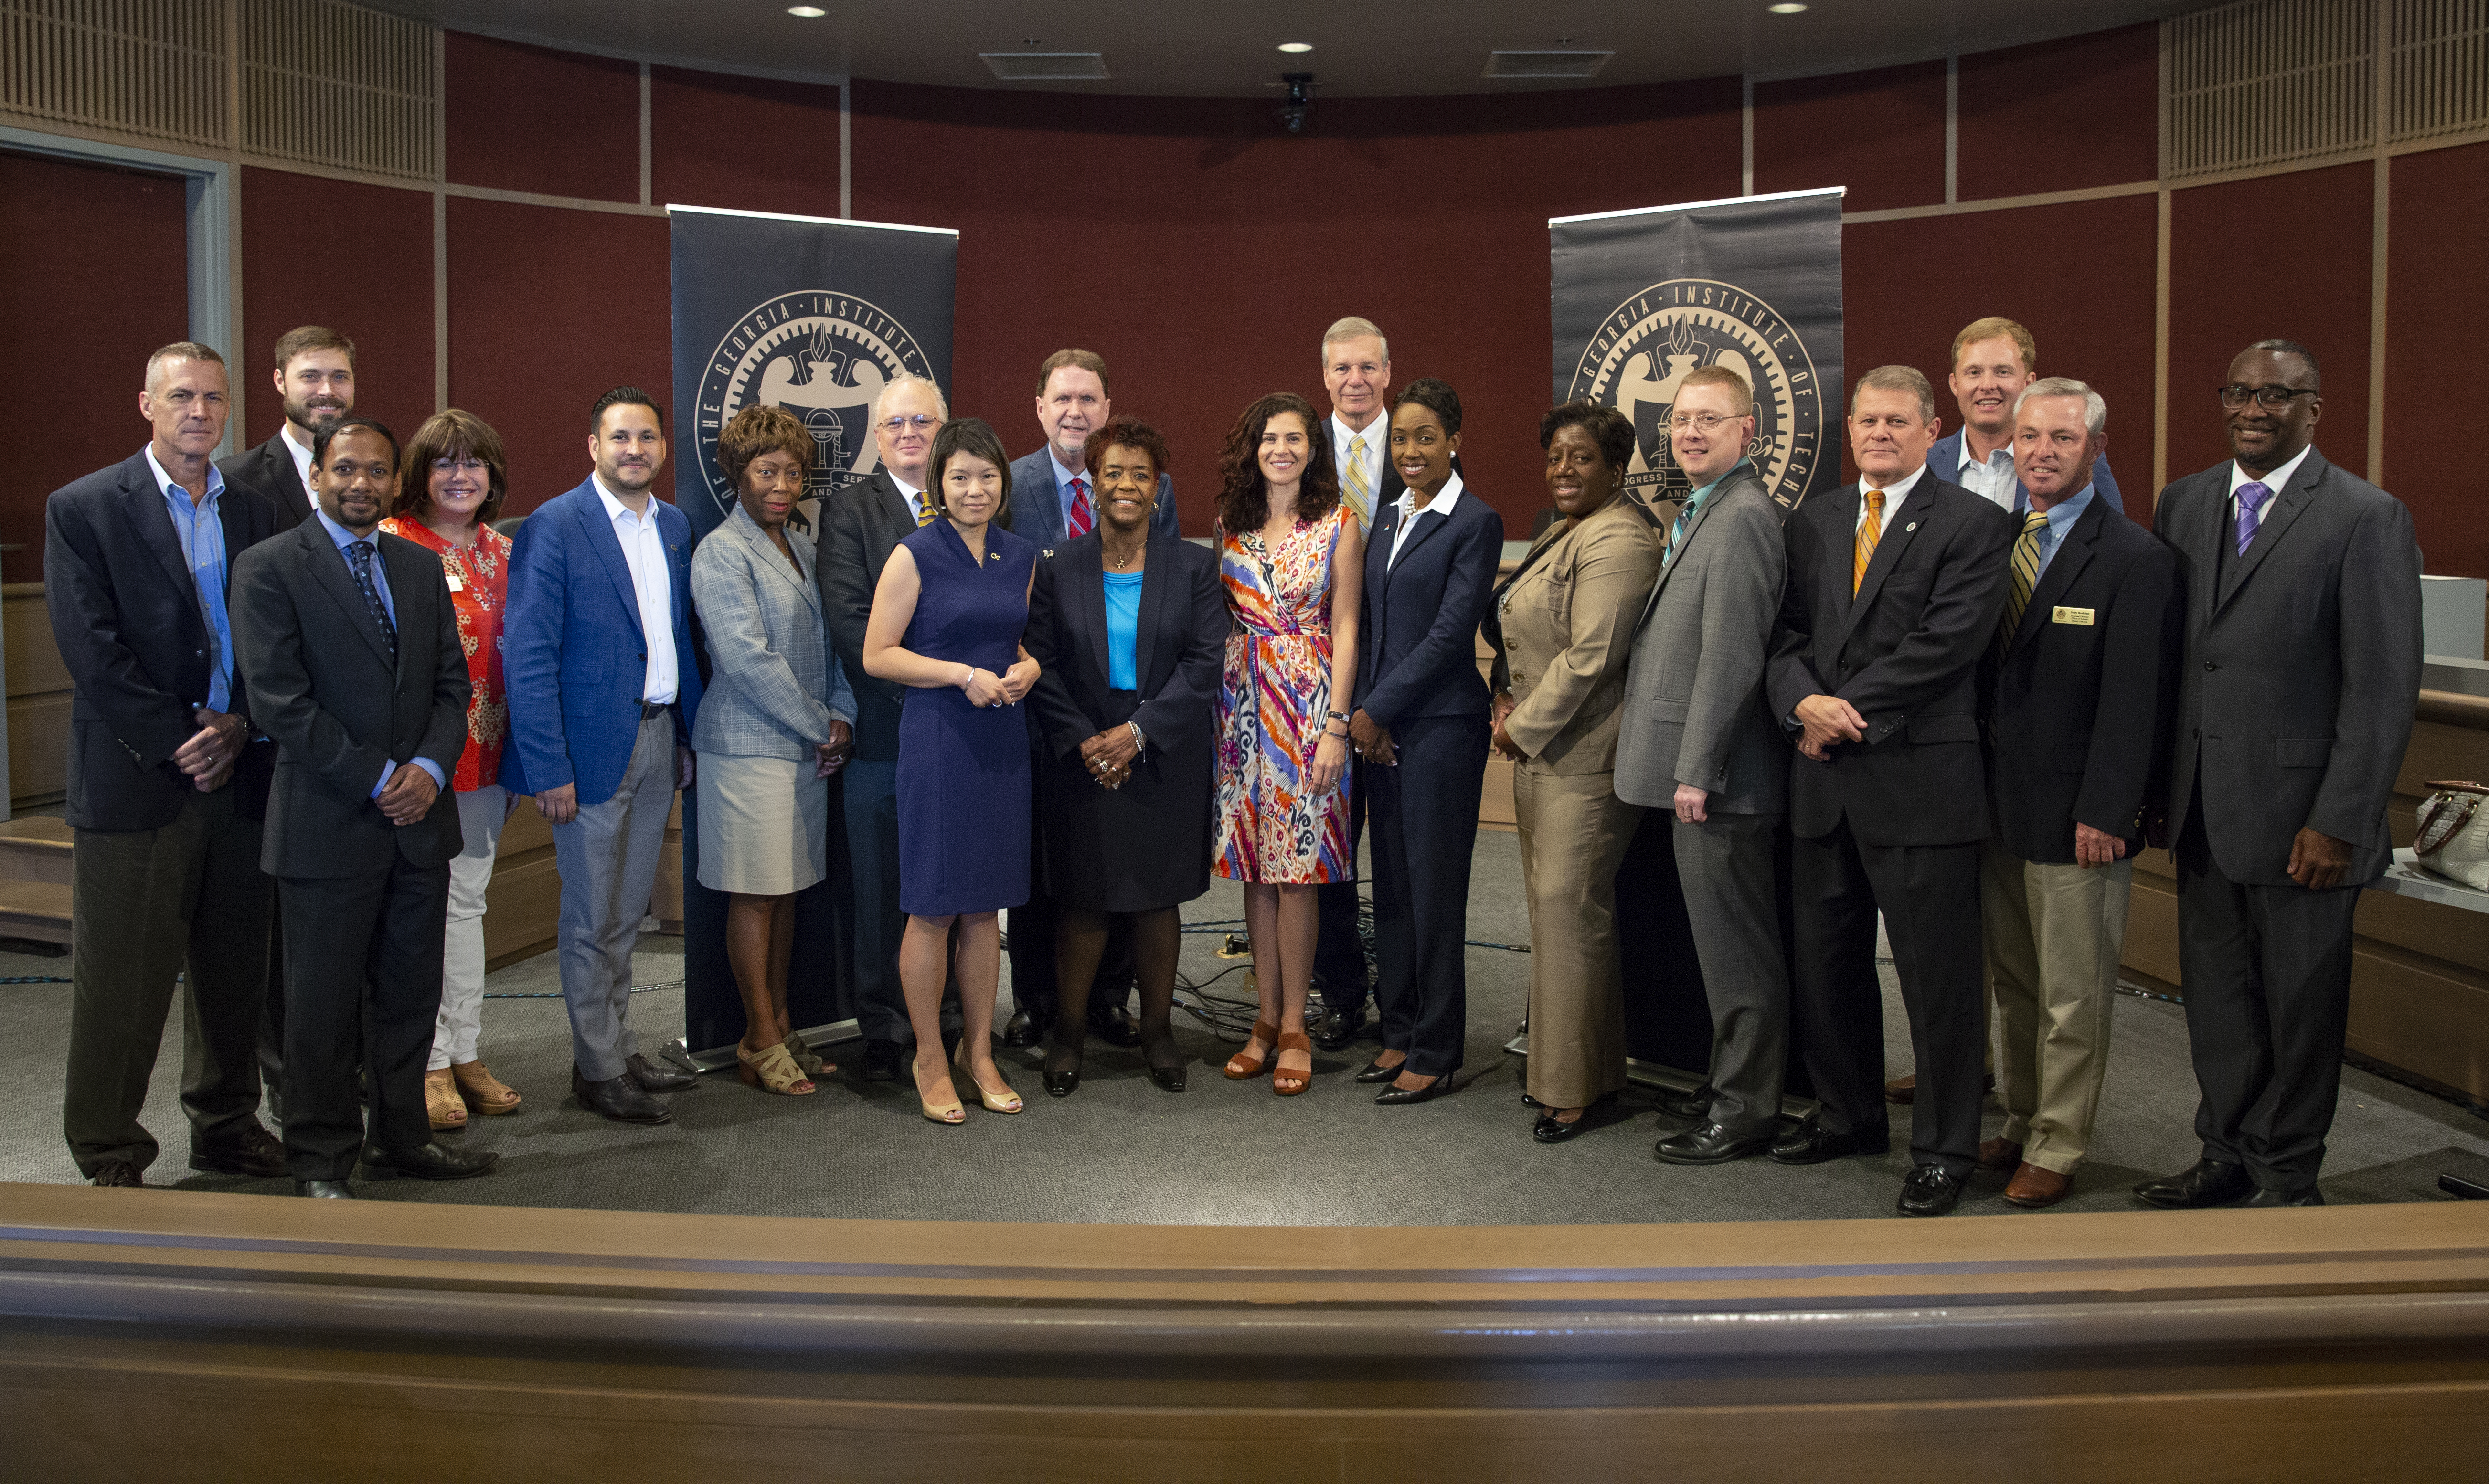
[1376,1071,1453,1106]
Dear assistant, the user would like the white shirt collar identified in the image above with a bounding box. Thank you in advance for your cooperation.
[1954,434,2012,475]
[2229,444,2315,499]
[1394,470,1464,524]
[280,423,316,479]
[1330,411,1385,452]
[1864,462,1928,500]
[592,472,659,525]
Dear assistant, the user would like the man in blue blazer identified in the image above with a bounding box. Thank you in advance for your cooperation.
[502,387,704,1126]
[1928,316,2124,518]
[1002,350,1175,1050]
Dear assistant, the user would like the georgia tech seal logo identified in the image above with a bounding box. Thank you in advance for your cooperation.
[1565,277,1826,513]
[695,290,938,519]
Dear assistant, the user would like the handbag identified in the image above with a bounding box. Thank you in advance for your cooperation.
[2412,779,2489,890]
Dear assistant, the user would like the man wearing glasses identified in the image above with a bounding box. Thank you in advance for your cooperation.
[2134,339,2421,1211]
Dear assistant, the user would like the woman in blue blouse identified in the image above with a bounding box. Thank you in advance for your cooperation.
[1023,418,1230,1097]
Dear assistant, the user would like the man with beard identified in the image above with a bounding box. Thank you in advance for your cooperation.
[221,326,357,527]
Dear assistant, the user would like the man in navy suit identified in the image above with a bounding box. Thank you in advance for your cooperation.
[1002,350,1175,1051]
[502,387,704,1126]
[1926,316,2124,518]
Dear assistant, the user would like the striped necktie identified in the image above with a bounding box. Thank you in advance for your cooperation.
[1343,434,1372,526]
[1852,488,1885,596]
[1999,509,2051,647]
[346,540,397,663]
[915,500,936,528]
[1066,476,1093,538]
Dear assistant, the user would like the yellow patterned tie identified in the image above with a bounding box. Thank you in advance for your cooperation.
[1343,434,1372,526]
[1852,488,1885,596]
[916,501,936,528]
[1999,510,2050,643]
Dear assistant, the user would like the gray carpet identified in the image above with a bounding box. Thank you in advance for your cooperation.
[4,829,2484,1222]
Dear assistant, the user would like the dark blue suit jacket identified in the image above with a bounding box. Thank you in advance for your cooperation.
[500,477,703,805]
[1929,428,2124,515]
[1354,483,1505,727]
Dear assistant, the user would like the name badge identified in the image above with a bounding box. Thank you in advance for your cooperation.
[2052,605,2094,625]
[444,568,465,592]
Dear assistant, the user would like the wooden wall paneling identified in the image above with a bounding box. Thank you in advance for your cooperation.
[2,584,68,808]
[1954,24,2160,201]
[648,66,844,221]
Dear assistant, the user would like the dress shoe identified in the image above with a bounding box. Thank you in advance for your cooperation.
[1769,1120,1891,1165]
[1148,1063,1188,1093]
[1311,1008,1366,1053]
[1652,1084,1713,1121]
[1885,1071,1995,1105]
[1042,1068,1080,1098]
[1002,1008,1040,1048]
[860,1039,906,1082]
[362,1140,499,1180]
[296,1180,354,1198]
[627,1051,697,1093]
[190,1123,287,1179]
[2133,1157,2253,1210]
[1375,1072,1453,1106]
[1087,1005,1143,1049]
[2242,1185,2325,1208]
[1354,1056,1406,1084]
[1531,1095,1610,1144]
[2003,1162,2073,1208]
[1978,1136,2025,1173]
[1897,1163,1966,1217]
[89,1157,144,1188]
[1654,1122,1775,1166]
[574,1065,673,1125]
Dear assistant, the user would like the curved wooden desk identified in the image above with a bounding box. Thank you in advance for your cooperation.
[1,1185,2484,1476]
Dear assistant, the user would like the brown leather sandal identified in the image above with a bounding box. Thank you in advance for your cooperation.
[1272,1031,1314,1096]
[1224,1019,1280,1080]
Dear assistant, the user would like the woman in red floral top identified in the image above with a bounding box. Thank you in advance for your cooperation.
[383,409,521,1132]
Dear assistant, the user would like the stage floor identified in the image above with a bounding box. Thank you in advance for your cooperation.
[5,832,2483,1222]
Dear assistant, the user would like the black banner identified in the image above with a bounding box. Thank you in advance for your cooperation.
[1550,187,1844,517]
[667,206,957,1057]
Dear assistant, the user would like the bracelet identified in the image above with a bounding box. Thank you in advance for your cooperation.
[1326,710,1349,723]
[1125,720,1145,753]
[959,664,976,689]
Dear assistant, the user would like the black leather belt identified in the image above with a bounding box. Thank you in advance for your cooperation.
[638,700,669,720]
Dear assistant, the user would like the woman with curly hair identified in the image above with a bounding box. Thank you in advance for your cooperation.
[1211,392,1365,1097]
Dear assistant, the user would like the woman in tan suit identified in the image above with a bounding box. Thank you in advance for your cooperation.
[1489,402,1662,1143]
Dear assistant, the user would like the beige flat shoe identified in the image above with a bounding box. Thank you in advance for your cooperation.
[425,1068,467,1130]
[451,1060,521,1115]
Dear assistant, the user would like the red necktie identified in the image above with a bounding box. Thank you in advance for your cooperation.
[1067,477,1094,539]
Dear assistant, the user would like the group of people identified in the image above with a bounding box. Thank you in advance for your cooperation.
[50,308,2420,1217]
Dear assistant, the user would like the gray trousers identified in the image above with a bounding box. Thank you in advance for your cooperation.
[550,712,673,1080]
[1674,809,1790,1136]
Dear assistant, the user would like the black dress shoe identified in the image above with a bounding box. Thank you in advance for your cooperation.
[89,1158,145,1188]
[1897,1163,1966,1217]
[362,1140,499,1181]
[1148,1063,1188,1093]
[627,1051,697,1093]
[860,1039,905,1082]
[1043,1068,1080,1098]
[574,1065,673,1125]
[1654,1122,1775,1166]
[1652,1084,1714,1121]
[296,1179,354,1198]
[191,1123,287,1179]
[1354,1056,1405,1084]
[1086,1005,1143,1049]
[1768,1120,1891,1165]
[1532,1110,1588,1143]
[1311,1008,1366,1053]
[2241,1185,2325,1208]
[2132,1157,2253,1210]
[1375,1073,1453,1106]
[1002,1008,1041,1048]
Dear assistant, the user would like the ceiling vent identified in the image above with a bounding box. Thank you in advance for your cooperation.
[980,53,1109,81]
[1483,50,1614,80]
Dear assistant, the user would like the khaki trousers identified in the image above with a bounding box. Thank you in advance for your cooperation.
[1514,761,1642,1109]
[1981,843,2131,1174]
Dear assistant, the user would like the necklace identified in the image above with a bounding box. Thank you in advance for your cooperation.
[1105,544,1141,570]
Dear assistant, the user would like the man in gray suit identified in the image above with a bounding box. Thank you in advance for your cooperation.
[2134,339,2422,1210]
[1615,364,1793,1166]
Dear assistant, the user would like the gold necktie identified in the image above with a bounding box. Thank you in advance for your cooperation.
[1852,488,1885,596]
[916,502,936,528]
[1344,434,1372,525]
[1999,509,2050,641]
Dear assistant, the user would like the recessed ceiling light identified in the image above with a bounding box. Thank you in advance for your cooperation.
[1768,3,1809,13]
[1277,42,1313,53]
[787,5,826,16]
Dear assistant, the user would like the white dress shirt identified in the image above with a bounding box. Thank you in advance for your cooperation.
[1329,411,1387,531]
[1952,436,2019,510]
[281,423,316,495]
[1387,472,1464,568]
[1855,462,1928,538]
[2228,443,2315,523]
[892,472,928,524]
[593,474,679,705]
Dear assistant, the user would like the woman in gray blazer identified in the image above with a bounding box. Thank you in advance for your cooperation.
[691,405,858,1096]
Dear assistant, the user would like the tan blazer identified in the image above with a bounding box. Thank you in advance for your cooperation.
[1488,495,1661,775]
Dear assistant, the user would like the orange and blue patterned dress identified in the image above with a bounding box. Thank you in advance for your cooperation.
[1213,507,1352,884]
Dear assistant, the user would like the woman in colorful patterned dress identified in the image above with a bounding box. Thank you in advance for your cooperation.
[1212,392,1365,1096]
[382,409,522,1132]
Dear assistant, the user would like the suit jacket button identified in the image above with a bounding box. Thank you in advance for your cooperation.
[2203,661,2218,671]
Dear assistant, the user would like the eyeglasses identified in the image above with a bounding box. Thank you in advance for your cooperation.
[430,456,490,474]
[1666,411,1746,434]
[877,414,939,434]
[2217,384,2318,410]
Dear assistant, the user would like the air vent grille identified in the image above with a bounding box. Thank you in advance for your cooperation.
[1483,50,1614,80]
[980,53,1109,81]
[0,0,229,148]
[241,0,438,180]
[2166,0,2375,177]
[2390,0,2489,141]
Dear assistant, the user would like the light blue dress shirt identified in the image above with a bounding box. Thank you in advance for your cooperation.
[314,508,446,800]
[1047,452,1092,535]
[142,446,234,713]
[2028,482,2097,581]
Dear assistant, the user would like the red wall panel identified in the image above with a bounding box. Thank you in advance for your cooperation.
[238,166,436,455]
[1956,24,2159,201]
[651,67,843,219]
[2384,140,2489,578]
[1753,61,1948,214]
[849,79,1744,535]
[2166,161,2372,491]
[446,30,638,202]
[1840,191,2159,483]
[445,197,670,513]
[0,149,190,582]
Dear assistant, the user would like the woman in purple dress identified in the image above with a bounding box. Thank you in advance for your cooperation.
[863,417,1040,1125]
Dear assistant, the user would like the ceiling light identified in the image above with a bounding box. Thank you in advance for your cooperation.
[1768,3,1809,13]
[1277,42,1313,53]
[787,5,825,16]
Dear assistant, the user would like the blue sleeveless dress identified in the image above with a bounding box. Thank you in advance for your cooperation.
[895,519,1036,916]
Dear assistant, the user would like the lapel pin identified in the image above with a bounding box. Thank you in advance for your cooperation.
[1905,522,1917,532]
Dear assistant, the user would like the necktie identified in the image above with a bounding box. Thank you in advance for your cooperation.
[2234,480,2272,556]
[1343,434,1372,526]
[1852,488,1886,596]
[1066,476,1094,539]
[1999,510,2051,646]
[915,500,936,529]
[347,540,397,664]
[1666,500,1694,565]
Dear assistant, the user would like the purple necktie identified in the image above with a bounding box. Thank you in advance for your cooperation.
[2234,481,2272,556]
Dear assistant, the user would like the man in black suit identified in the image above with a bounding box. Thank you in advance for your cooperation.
[2135,340,2423,1210]
[231,416,494,1198]
[1766,364,2019,1216]
[217,324,355,529]
[47,341,285,1188]
[1978,380,2180,1209]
